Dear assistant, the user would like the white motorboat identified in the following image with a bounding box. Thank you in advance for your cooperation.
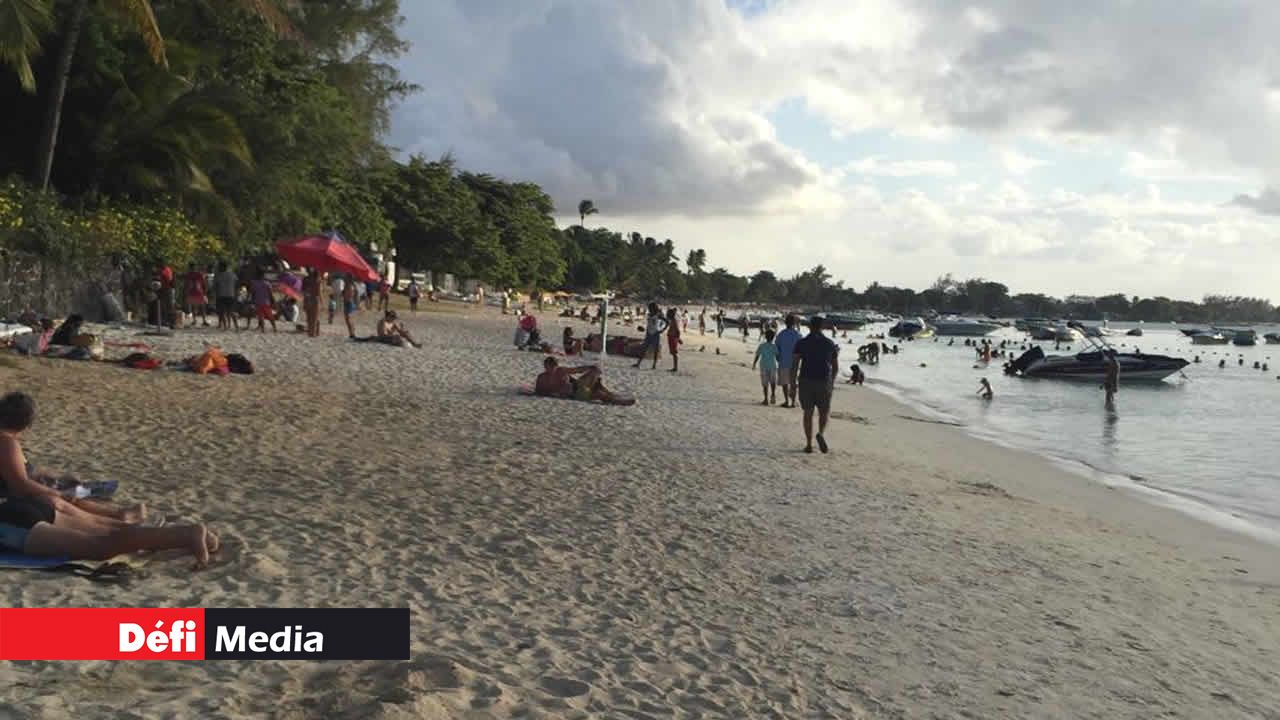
[1190,332,1229,345]
[1054,322,1084,342]
[931,316,1003,336]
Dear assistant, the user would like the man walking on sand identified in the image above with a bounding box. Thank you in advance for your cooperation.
[792,315,839,453]
[775,314,802,408]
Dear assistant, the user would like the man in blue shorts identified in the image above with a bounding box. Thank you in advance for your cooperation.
[775,314,802,408]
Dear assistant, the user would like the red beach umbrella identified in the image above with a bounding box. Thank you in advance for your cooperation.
[276,233,380,282]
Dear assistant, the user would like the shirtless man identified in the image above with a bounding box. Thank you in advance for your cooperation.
[0,392,217,568]
[376,311,420,348]
[534,357,634,405]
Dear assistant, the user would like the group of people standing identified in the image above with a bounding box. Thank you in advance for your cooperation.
[751,315,841,453]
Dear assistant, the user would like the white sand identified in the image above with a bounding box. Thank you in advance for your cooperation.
[1,305,1277,719]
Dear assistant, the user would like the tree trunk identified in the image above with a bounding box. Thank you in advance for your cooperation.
[35,0,90,191]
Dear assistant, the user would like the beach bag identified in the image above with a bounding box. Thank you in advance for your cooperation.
[226,353,254,375]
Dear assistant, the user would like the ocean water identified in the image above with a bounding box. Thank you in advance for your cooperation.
[839,323,1280,539]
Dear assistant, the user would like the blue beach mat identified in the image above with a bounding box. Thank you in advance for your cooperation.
[0,553,70,569]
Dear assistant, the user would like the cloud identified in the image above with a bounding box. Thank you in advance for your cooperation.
[1231,188,1280,215]
[847,157,957,177]
[998,148,1045,175]
[387,0,1280,298]
[390,0,823,218]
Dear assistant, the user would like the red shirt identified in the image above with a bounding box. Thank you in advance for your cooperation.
[159,266,174,289]
[185,271,206,296]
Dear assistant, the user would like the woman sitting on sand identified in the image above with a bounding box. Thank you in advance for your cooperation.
[534,357,634,406]
[0,392,217,567]
[563,327,583,355]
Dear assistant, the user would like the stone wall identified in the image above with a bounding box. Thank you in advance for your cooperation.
[0,250,123,322]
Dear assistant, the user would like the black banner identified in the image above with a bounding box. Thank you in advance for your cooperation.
[203,608,409,660]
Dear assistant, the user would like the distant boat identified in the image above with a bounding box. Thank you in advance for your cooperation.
[1265,333,1280,344]
[1126,327,1144,337]
[931,316,1003,336]
[889,317,934,339]
[820,313,867,331]
[1191,332,1230,345]
[1015,317,1052,332]
[1054,322,1084,342]
[1231,329,1258,347]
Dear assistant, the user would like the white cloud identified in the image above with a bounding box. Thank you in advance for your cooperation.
[389,0,1280,298]
[998,148,1045,175]
[847,157,958,177]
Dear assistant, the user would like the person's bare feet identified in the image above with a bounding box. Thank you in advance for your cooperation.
[121,503,147,524]
[205,528,221,554]
[189,525,211,569]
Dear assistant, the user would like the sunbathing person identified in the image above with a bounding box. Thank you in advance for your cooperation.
[0,392,216,567]
[362,311,420,348]
[534,357,634,405]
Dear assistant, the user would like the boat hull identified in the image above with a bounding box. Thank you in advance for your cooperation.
[1191,334,1229,345]
[932,322,1001,336]
[1010,348,1188,382]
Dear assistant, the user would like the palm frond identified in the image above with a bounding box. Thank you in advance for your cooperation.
[0,0,54,92]
[106,0,166,66]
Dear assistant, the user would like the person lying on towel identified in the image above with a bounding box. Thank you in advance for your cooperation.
[0,392,218,568]
[534,357,634,406]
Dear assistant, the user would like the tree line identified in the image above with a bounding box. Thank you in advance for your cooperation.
[1,1,1274,324]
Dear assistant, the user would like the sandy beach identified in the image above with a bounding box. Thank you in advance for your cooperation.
[1,304,1277,719]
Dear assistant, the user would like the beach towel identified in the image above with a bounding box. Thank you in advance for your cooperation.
[516,384,635,405]
[0,553,136,583]
[190,348,229,375]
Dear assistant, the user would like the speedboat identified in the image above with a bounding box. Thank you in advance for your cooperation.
[821,313,867,331]
[1265,333,1280,344]
[1078,319,1113,338]
[1191,332,1229,345]
[1054,322,1084,342]
[1231,329,1258,347]
[1126,322,1144,337]
[1005,329,1188,382]
[889,317,934,339]
[931,316,1003,336]
[1015,317,1052,332]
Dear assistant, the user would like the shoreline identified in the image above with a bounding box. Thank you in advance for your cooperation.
[1,305,1276,717]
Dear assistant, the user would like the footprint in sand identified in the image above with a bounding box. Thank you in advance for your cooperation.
[540,676,591,698]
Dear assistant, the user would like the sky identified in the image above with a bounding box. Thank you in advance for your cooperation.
[389,0,1280,302]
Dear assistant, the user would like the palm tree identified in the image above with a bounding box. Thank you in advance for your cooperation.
[8,0,292,190]
[577,199,598,227]
[0,0,54,92]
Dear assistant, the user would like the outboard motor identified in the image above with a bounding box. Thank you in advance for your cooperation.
[1006,346,1044,376]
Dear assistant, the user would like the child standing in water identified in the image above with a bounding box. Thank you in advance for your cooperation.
[666,307,682,373]
[752,329,780,405]
[977,378,993,400]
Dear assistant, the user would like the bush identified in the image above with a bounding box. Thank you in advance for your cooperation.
[0,179,223,268]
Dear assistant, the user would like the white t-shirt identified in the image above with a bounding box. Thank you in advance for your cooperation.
[330,277,345,297]
[645,314,668,336]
